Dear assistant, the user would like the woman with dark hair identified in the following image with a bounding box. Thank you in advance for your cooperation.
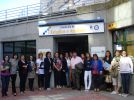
[60,53,67,87]
[103,50,113,91]
[27,56,36,91]
[0,56,11,97]
[36,53,44,90]
[84,53,92,91]
[119,50,133,97]
[92,54,103,92]
[44,52,53,90]
[18,55,28,94]
[53,52,62,88]
[10,54,18,96]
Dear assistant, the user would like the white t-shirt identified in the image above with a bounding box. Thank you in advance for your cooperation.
[36,58,44,74]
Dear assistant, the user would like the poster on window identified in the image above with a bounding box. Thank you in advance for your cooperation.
[91,46,106,57]
[38,49,51,58]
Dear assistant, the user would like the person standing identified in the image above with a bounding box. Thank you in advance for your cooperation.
[65,52,71,87]
[119,50,133,97]
[53,52,62,88]
[92,54,103,92]
[0,56,11,97]
[27,56,36,91]
[60,53,67,87]
[44,52,53,90]
[18,55,28,94]
[70,51,83,90]
[110,50,121,94]
[36,53,45,90]
[103,50,113,91]
[10,54,18,96]
[84,53,92,91]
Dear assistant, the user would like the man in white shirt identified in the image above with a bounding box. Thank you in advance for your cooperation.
[70,52,83,90]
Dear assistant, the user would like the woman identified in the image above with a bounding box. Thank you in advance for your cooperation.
[92,54,103,92]
[53,52,62,88]
[27,56,36,91]
[119,50,133,97]
[44,52,53,90]
[36,53,45,90]
[110,50,121,94]
[65,52,71,87]
[60,53,67,87]
[84,53,92,91]
[10,54,18,96]
[103,50,113,91]
[18,55,28,94]
[0,56,11,97]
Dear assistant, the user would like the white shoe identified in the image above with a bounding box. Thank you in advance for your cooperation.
[47,88,51,91]
[84,89,88,92]
[111,91,117,94]
[122,94,129,97]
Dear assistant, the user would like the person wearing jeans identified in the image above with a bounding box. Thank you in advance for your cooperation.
[119,50,133,97]
[84,53,92,91]
[10,54,18,96]
[0,56,11,97]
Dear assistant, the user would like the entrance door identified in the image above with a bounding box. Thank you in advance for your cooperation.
[55,35,88,55]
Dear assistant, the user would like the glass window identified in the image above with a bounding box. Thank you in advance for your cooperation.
[14,42,25,53]
[127,42,134,57]
[3,40,36,60]
[3,42,13,52]
[126,27,134,41]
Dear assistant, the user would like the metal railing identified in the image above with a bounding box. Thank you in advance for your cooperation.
[0,0,110,25]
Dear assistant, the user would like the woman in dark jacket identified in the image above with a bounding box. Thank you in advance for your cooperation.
[44,52,53,90]
[18,55,28,94]
[60,53,67,87]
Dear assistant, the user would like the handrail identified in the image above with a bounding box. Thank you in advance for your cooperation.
[0,0,110,23]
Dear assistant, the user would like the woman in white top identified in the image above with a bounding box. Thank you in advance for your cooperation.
[119,50,133,97]
[36,53,44,90]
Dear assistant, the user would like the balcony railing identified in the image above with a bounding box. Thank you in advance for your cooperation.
[0,0,110,25]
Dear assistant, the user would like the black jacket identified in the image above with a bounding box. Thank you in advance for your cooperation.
[44,57,53,72]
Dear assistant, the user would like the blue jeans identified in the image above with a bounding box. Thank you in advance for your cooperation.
[66,70,70,86]
[121,73,131,94]
[1,75,10,96]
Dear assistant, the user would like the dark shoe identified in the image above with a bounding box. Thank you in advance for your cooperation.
[14,93,17,96]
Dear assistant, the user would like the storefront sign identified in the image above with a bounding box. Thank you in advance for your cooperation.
[38,22,104,36]
[91,46,106,57]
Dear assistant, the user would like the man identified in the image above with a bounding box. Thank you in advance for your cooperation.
[70,52,83,90]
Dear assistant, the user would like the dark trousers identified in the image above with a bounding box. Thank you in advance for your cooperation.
[61,71,67,86]
[45,71,51,89]
[72,69,81,89]
[92,75,101,89]
[19,74,27,92]
[121,73,131,94]
[38,74,44,88]
[11,74,17,93]
[28,78,34,91]
[1,76,10,96]
[54,70,61,86]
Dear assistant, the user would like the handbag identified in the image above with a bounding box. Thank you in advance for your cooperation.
[105,75,112,83]
[75,62,84,70]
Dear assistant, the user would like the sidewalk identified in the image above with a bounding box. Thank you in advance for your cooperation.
[0,88,134,100]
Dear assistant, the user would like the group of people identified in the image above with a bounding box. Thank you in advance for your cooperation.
[0,50,133,98]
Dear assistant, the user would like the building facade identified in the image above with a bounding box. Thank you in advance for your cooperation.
[0,0,134,94]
